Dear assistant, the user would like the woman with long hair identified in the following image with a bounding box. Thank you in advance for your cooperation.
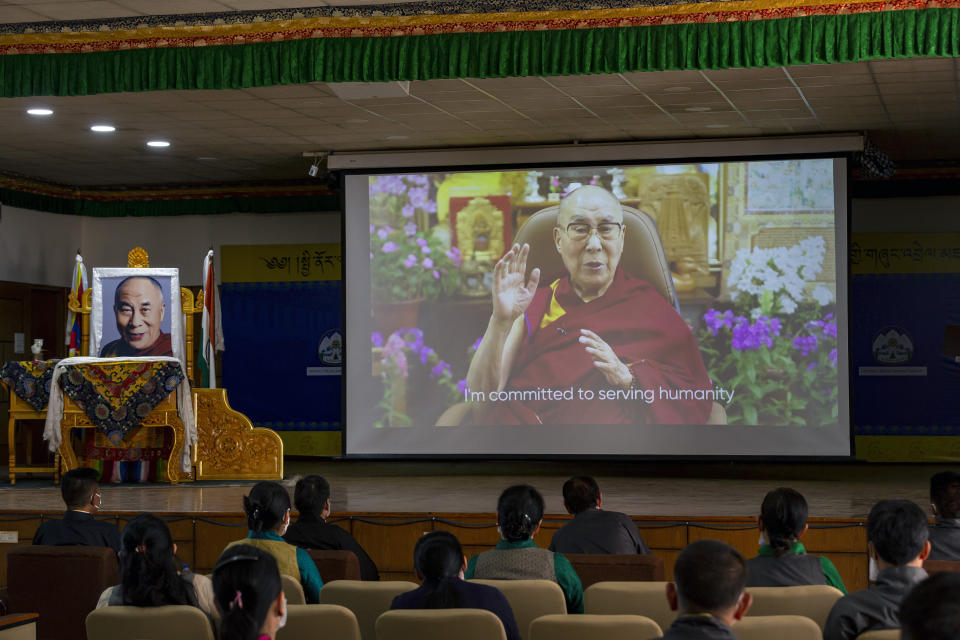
[391,531,520,640]
[463,484,584,613]
[96,513,218,621]
[746,487,846,592]
[222,481,323,603]
[213,545,286,640]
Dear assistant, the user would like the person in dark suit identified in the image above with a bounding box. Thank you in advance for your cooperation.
[33,467,120,555]
[283,475,380,580]
[928,470,960,561]
[549,476,650,555]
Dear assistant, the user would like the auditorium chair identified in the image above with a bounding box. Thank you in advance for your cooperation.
[564,553,664,588]
[855,630,899,640]
[278,604,361,640]
[281,574,307,605]
[583,581,675,632]
[308,549,363,582]
[318,580,418,640]
[529,613,662,640]
[745,584,844,631]
[85,606,215,640]
[0,613,38,640]
[922,558,960,574]
[6,545,119,640]
[734,615,821,640]
[376,609,507,640]
[469,579,567,640]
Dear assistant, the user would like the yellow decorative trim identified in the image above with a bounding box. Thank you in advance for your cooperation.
[540,279,566,329]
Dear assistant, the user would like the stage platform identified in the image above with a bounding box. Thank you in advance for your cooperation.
[0,460,938,517]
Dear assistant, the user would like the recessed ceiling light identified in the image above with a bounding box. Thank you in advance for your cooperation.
[385,135,409,141]
[705,124,730,129]
[27,108,53,116]
[685,106,711,112]
[664,86,691,93]
[146,140,171,148]
[90,124,116,132]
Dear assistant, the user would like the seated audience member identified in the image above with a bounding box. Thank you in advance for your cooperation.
[282,475,380,580]
[746,487,846,592]
[33,467,120,555]
[548,476,650,555]
[900,572,960,640]
[659,539,752,640]
[928,470,960,561]
[97,513,218,622]
[392,531,521,640]
[464,484,584,613]
[223,481,323,603]
[213,544,286,640]
[823,499,930,640]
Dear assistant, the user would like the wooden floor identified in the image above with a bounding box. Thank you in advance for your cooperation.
[0,460,941,518]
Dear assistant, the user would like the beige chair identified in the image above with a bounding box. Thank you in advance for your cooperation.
[0,613,38,640]
[735,615,822,640]
[583,581,675,632]
[281,574,307,605]
[376,609,506,640]
[856,631,899,640]
[85,606,215,640]
[469,579,567,640]
[319,580,418,640]
[746,585,844,631]
[529,613,662,640]
[278,604,361,640]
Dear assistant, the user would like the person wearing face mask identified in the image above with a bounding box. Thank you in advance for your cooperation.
[927,470,960,560]
[391,531,521,640]
[213,545,288,640]
[222,481,323,604]
[745,488,845,593]
[823,499,930,640]
[33,467,120,555]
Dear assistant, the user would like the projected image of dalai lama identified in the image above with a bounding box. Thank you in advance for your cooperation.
[464,185,713,425]
[99,276,174,357]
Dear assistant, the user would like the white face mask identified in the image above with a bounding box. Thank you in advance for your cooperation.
[868,556,879,582]
[277,594,287,629]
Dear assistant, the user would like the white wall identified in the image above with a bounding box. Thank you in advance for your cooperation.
[0,205,341,287]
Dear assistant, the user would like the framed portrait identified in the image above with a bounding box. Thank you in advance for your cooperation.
[90,268,184,366]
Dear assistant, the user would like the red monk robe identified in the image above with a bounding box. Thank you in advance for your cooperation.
[488,268,713,425]
[98,332,173,358]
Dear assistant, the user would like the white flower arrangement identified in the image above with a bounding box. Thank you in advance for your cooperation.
[727,236,826,317]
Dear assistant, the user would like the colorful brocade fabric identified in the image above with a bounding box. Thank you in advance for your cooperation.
[0,360,58,411]
[57,361,183,444]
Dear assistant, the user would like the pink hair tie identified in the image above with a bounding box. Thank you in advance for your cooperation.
[231,590,244,610]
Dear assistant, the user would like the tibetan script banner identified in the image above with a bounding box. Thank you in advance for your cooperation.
[222,243,342,283]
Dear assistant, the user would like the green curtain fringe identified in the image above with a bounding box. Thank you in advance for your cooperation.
[0,188,340,217]
[1,8,959,98]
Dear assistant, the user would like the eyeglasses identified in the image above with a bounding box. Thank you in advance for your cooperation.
[562,222,623,241]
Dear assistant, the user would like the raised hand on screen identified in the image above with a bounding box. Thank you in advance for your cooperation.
[579,329,632,389]
[493,243,541,325]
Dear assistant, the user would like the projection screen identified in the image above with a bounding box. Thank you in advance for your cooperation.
[341,139,853,457]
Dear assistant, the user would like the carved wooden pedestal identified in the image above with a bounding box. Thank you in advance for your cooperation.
[193,389,283,480]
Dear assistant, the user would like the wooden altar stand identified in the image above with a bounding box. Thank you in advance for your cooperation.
[5,393,59,484]
[59,247,283,483]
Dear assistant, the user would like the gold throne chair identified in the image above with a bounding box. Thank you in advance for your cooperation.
[68,247,283,481]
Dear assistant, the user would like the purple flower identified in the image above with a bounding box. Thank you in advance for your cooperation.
[370,175,407,196]
[377,227,390,240]
[369,224,375,233]
[422,257,434,269]
[431,360,451,379]
[823,322,838,338]
[792,335,819,356]
[446,247,463,268]
[408,186,429,209]
[402,204,415,219]
[471,336,483,351]
[404,222,417,236]
[400,328,424,355]
[421,246,431,254]
[731,316,779,351]
[419,346,434,364]
[829,348,838,367]
[456,379,468,394]
[371,332,383,348]
[807,362,817,371]
[381,241,398,253]
[433,270,440,279]
[703,308,734,336]
[403,254,417,268]
[407,174,429,186]
[416,237,428,248]
[825,313,834,320]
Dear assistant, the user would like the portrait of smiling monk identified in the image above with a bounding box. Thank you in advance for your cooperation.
[464,185,713,425]
[99,276,174,357]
